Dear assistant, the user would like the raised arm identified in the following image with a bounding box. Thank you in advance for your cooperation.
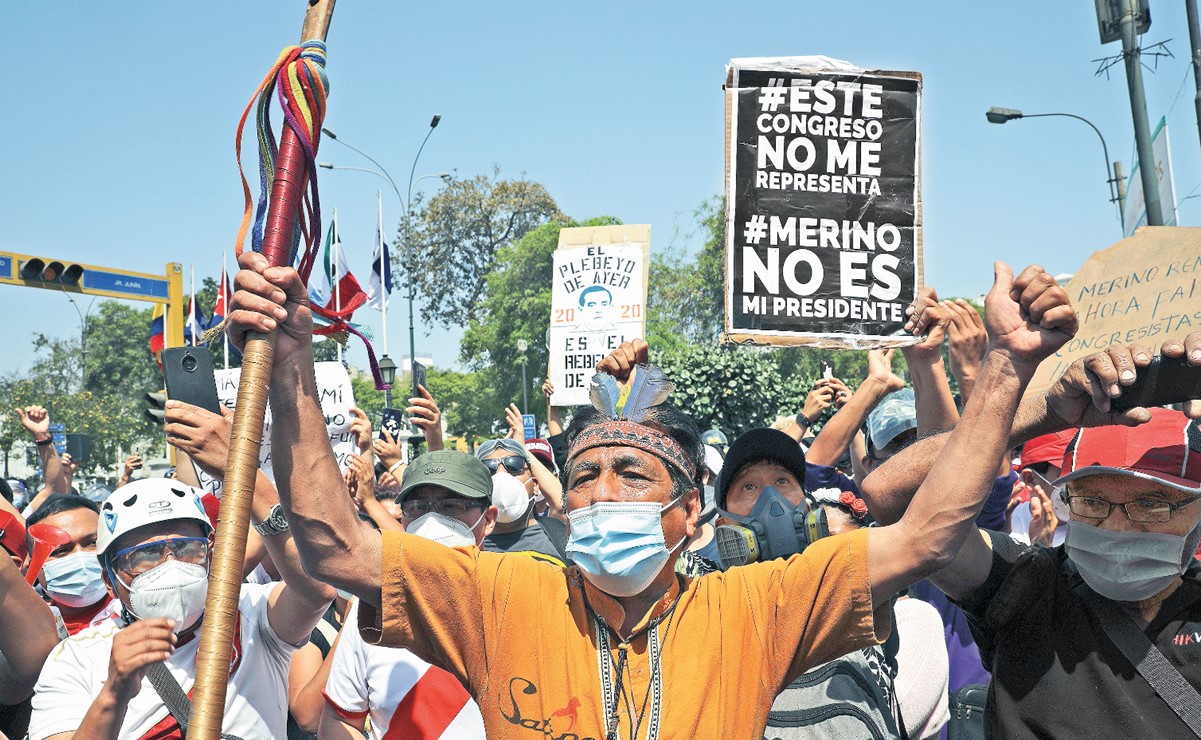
[227,251,384,608]
[900,290,960,434]
[945,298,988,404]
[164,400,335,643]
[0,553,58,705]
[505,403,564,516]
[806,352,902,466]
[859,332,1200,526]
[864,263,1077,607]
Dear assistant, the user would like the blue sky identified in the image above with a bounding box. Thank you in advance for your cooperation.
[4,1,1199,381]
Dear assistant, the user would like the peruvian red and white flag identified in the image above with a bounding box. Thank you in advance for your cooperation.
[322,604,485,739]
[310,210,368,316]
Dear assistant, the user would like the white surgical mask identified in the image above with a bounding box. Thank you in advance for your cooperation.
[43,551,108,608]
[120,560,208,634]
[407,511,483,548]
[1066,523,1195,602]
[492,471,532,524]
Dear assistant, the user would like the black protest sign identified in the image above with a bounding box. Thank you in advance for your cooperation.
[724,60,922,347]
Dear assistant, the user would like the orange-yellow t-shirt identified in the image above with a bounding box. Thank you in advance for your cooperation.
[359,526,886,740]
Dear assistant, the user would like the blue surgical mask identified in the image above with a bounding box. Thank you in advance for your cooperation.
[1066,523,1194,602]
[566,499,685,597]
[43,550,108,609]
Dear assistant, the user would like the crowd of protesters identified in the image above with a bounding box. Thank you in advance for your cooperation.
[0,253,1197,740]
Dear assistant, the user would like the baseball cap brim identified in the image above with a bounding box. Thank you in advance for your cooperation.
[715,428,807,509]
[1054,465,1201,495]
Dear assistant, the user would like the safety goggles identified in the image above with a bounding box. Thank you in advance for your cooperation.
[482,455,528,476]
[111,536,209,576]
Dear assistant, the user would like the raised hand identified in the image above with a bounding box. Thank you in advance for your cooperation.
[596,339,649,383]
[801,384,835,423]
[504,403,527,442]
[16,406,50,438]
[1028,485,1059,548]
[902,287,950,361]
[985,263,1077,365]
[1044,333,1201,427]
[373,429,404,473]
[866,349,905,394]
[946,299,988,378]
[348,407,373,454]
[408,385,443,450]
[541,380,555,400]
[164,402,233,478]
[227,250,314,367]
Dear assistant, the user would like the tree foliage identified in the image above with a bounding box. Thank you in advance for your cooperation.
[0,299,166,478]
[404,167,563,327]
[459,216,621,418]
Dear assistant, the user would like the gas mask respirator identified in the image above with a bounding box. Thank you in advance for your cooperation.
[715,486,829,567]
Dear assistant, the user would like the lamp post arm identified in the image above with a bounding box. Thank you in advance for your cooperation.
[406,126,438,215]
[1019,112,1116,200]
[327,138,402,205]
[323,165,402,206]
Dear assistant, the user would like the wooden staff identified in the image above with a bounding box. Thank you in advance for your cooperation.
[188,2,336,737]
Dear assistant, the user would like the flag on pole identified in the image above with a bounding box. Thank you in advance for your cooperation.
[210,268,231,329]
[149,304,166,359]
[366,218,393,310]
[184,293,205,346]
[310,215,368,315]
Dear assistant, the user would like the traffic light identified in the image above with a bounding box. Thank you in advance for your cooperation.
[144,391,167,425]
[19,257,84,285]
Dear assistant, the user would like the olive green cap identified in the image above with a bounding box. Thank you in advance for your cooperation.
[399,450,493,501]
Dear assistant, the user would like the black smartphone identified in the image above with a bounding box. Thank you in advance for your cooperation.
[411,361,427,400]
[1110,355,1201,411]
[379,408,406,441]
[162,347,222,415]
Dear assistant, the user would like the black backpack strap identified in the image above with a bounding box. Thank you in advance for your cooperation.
[536,516,571,563]
[1071,579,1201,738]
[145,661,245,740]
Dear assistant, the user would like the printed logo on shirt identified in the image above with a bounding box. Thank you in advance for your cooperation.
[499,677,597,740]
[1173,631,1201,647]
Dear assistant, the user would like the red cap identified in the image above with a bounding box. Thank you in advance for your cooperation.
[200,493,221,529]
[525,438,556,471]
[1056,408,1201,493]
[0,510,28,561]
[1020,429,1076,471]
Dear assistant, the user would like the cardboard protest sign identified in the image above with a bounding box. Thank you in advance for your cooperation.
[192,361,357,496]
[1027,226,1201,396]
[723,56,923,348]
[548,225,650,406]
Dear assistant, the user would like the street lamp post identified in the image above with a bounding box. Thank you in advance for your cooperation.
[320,116,448,420]
[517,339,529,414]
[378,355,398,409]
[986,106,1126,225]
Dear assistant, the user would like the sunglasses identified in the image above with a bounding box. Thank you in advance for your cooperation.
[483,455,528,476]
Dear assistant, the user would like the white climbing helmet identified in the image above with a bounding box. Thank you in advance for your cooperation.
[97,479,213,559]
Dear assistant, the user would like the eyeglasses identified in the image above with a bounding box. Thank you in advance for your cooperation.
[400,497,485,519]
[112,537,209,576]
[482,455,528,476]
[1063,494,1201,523]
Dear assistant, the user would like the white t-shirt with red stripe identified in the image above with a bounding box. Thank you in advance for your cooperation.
[29,582,296,740]
[323,601,485,739]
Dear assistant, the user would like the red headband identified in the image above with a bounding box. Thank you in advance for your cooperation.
[567,420,697,481]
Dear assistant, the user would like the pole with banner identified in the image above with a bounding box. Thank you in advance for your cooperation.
[722,56,922,349]
[188,1,336,737]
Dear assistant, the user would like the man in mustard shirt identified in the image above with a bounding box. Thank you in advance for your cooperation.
[226,255,1075,739]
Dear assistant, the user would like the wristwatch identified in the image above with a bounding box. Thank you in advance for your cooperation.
[253,504,290,536]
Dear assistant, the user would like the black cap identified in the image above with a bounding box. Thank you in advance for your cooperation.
[715,428,807,509]
[400,451,493,501]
